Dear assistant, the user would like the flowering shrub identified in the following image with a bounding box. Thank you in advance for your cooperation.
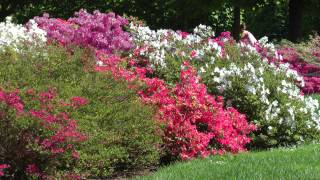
[0,17,46,54]
[275,36,320,93]
[34,9,133,54]
[205,47,320,147]
[138,62,255,159]
[96,52,255,159]
[0,88,86,179]
[129,23,218,69]
[128,23,320,148]
[0,44,161,178]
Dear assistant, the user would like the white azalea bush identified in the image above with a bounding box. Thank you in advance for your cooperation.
[203,45,320,147]
[128,22,320,148]
[0,17,47,56]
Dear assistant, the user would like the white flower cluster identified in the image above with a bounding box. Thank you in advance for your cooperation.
[129,23,220,69]
[211,57,320,130]
[193,24,215,38]
[0,17,47,54]
[212,62,270,105]
[304,97,320,129]
[240,41,305,88]
[258,36,276,53]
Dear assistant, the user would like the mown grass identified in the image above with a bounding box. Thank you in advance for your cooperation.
[139,144,320,180]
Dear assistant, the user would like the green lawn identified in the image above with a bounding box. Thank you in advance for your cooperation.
[138,144,320,180]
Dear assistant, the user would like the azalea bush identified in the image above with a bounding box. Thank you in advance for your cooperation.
[0,164,10,177]
[33,9,133,55]
[138,62,255,160]
[128,22,320,148]
[95,42,255,160]
[276,35,320,93]
[205,44,320,147]
[0,44,161,178]
[0,88,86,179]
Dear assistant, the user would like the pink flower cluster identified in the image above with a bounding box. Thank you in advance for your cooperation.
[34,9,133,54]
[0,88,87,179]
[28,88,87,158]
[0,164,10,177]
[277,47,320,93]
[139,62,255,159]
[0,89,24,114]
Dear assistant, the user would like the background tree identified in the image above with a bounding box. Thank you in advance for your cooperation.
[288,0,304,42]
[0,0,35,21]
[213,0,267,41]
[2,0,320,42]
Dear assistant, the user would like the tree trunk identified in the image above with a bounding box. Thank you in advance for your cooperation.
[232,6,241,41]
[288,0,304,42]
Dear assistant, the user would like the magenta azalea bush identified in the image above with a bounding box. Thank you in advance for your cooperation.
[0,164,10,177]
[277,46,320,93]
[33,9,133,54]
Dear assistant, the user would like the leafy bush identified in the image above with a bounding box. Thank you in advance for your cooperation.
[204,44,320,148]
[0,88,86,179]
[0,45,161,178]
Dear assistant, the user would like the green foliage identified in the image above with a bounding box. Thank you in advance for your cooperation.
[0,45,161,178]
[245,0,289,40]
[209,3,234,35]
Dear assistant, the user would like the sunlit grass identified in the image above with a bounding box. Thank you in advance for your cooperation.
[139,144,320,180]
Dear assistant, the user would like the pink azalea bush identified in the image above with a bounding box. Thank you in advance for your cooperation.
[96,52,255,159]
[0,88,87,179]
[33,9,133,54]
[139,62,255,159]
[248,36,320,94]
[277,47,320,93]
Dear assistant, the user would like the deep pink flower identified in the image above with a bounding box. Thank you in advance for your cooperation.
[0,164,10,177]
[26,164,40,176]
[70,96,88,108]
